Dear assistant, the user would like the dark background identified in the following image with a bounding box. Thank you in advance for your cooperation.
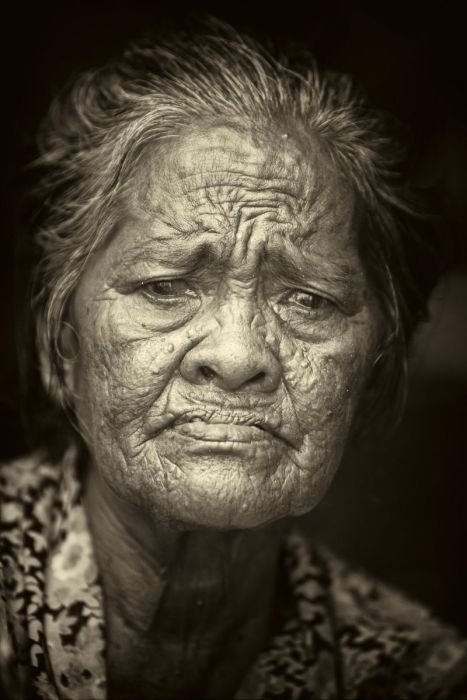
[2,1,467,631]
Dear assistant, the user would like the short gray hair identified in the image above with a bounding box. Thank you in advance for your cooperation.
[31,19,437,437]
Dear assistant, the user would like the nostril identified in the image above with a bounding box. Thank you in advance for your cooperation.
[199,365,216,380]
[248,371,266,385]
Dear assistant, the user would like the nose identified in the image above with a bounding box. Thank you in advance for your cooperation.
[179,307,281,393]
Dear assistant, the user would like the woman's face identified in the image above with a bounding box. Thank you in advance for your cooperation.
[71,125,379,530]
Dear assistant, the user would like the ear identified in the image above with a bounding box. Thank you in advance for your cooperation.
[38,321,80,406]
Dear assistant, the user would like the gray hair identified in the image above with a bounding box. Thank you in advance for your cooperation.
[31,19,435,437]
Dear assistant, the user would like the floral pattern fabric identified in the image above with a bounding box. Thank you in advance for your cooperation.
[1,450,467,699]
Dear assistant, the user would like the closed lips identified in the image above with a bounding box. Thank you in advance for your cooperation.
[173,421,272,442]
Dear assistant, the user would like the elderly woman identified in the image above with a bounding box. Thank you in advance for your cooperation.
[1,20,466,700]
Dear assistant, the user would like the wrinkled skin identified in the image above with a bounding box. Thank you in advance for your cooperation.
[66,124,381,697]
[70,124,379,531]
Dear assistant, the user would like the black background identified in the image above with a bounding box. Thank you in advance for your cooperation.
[2,0,467,631]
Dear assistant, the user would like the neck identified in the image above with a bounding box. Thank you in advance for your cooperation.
[83,466,289,697]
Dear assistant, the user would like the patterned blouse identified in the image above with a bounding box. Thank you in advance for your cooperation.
[1,449,467,700]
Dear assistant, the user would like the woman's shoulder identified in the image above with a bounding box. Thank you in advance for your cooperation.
[318,543,467,697]
[0,451,61,499]
[1,451,63,548]
[0,452,63,699]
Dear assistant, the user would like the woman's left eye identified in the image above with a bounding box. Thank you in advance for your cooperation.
[140,279,196,299]
[288,289,332,311]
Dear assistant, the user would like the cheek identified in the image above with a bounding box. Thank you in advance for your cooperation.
[279,322,374,440]
[274,331,374,516]
[73,302,182,436]
[288,346,364,412]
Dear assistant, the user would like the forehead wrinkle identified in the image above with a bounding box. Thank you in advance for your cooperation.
[124,171,356,274]
[180,181,302,209]
[171,169,348,244]
[191,196,301,234]
[141,139,313,213]
[175,169,303,199]
[132,182,224,238]
[159,175,307,238]
[167,151,309,218]
[130,129,355,257]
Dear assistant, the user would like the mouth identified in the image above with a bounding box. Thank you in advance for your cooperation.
[173,421,272,443]
[162,410,294,448]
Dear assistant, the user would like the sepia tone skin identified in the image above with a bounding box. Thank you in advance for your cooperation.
[65,124,381,697]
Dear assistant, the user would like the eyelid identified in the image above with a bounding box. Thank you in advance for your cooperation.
[139,277,197,292]
[279,287,359,319]
[287,287,336,305]
[137,277,184,287]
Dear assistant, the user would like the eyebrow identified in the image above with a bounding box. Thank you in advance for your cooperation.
[114,237,221,275]
[113,221,364,304]
[262,246,361,291]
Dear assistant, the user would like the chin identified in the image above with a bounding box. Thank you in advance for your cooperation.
[133,454,332,532]
[99,438,338,532]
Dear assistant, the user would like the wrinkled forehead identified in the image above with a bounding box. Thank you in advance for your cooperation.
[130,124,356,248]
